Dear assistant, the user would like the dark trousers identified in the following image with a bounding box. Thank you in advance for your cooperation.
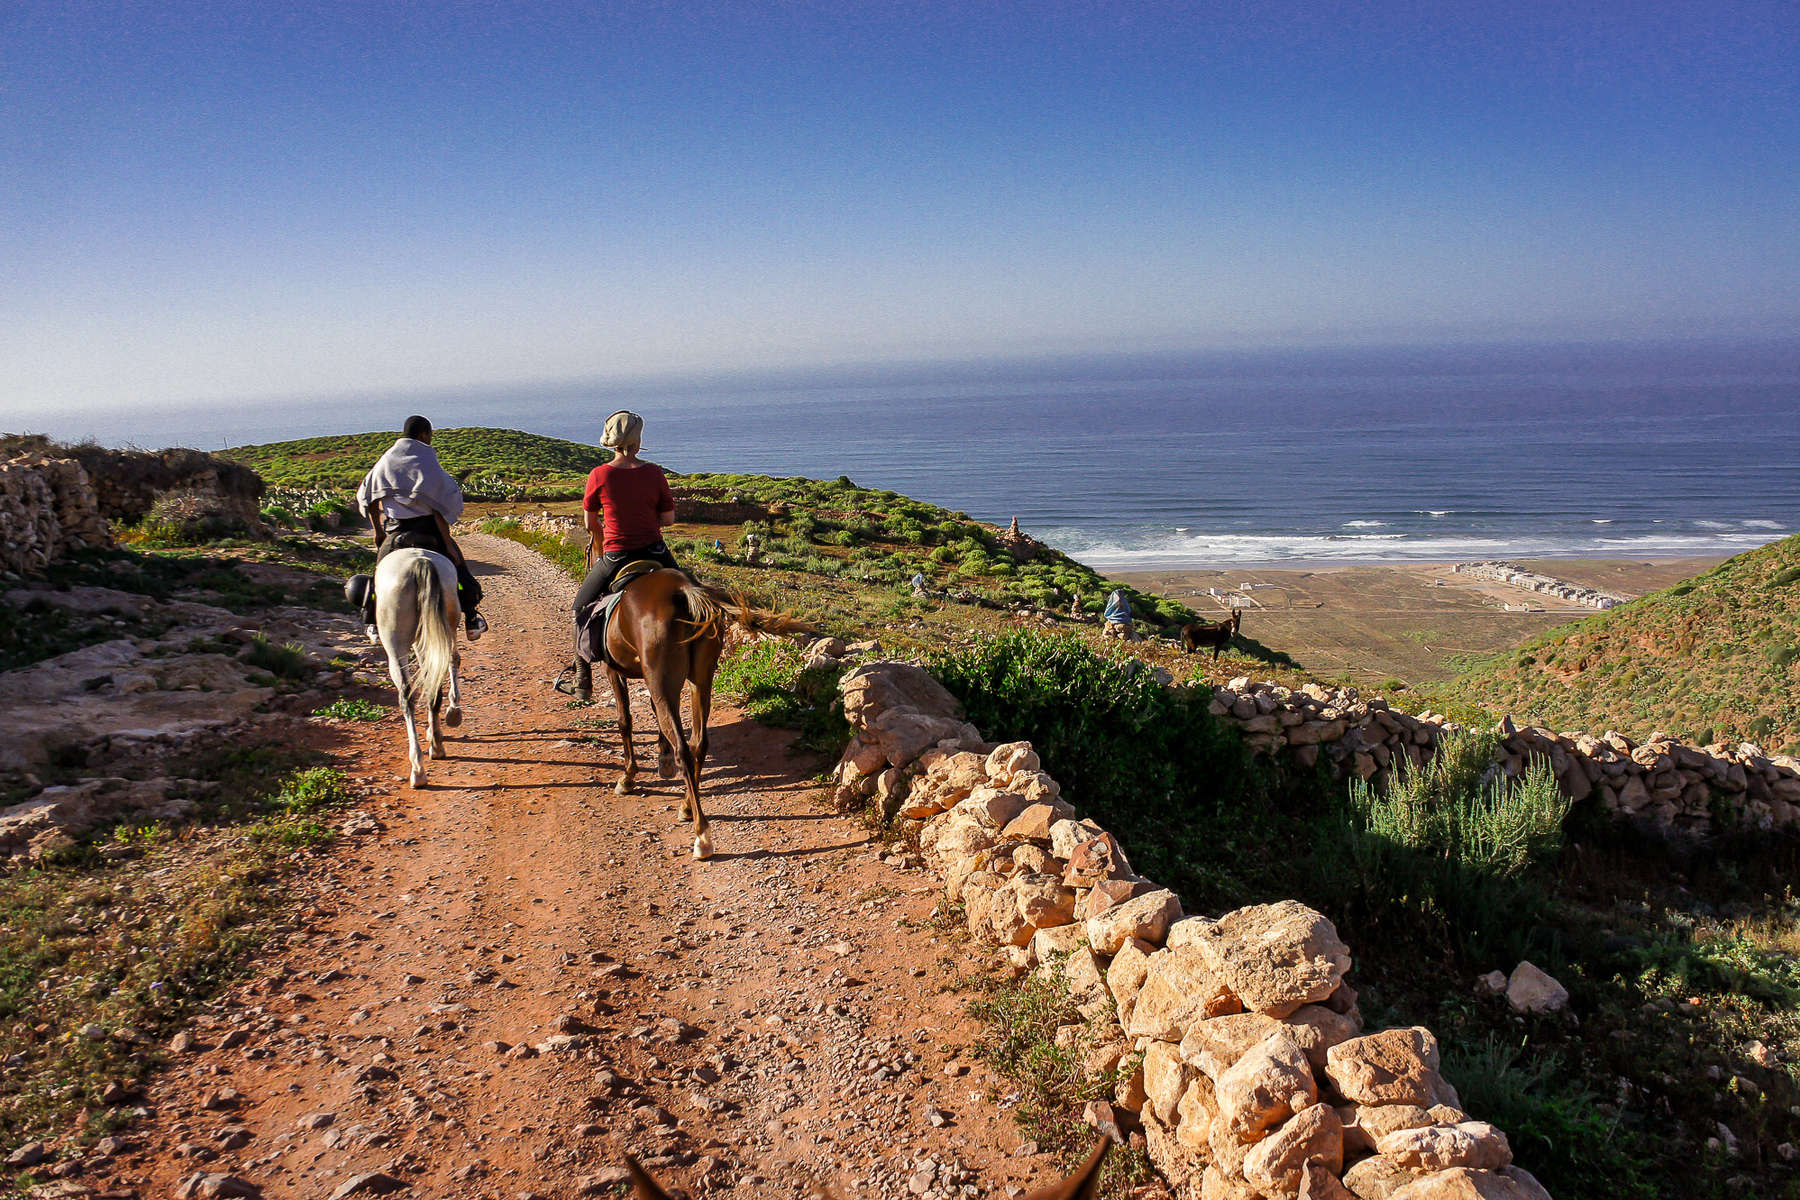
[363,518,482,622]
[573,540,679,614]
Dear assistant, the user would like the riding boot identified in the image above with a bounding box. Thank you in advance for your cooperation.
[574,658,592,702]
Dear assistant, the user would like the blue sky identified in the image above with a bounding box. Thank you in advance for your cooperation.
[3,2,1797,415]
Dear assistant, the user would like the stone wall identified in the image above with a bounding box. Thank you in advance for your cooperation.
[0,454,112,576]
[834,662,1553,1200]
[1208,677,1800,840]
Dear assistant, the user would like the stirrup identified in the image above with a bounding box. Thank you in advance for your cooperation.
[552,662,591,701]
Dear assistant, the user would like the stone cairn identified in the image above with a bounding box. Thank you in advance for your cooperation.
[1209,677,1800,840]
[835,662,1553,1200]
[1449,562,1625,610]
[0,454,112,576]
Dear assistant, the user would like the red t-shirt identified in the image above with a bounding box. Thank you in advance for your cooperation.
[582,461,676,553]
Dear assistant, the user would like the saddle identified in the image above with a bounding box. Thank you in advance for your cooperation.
[575,560,668,670]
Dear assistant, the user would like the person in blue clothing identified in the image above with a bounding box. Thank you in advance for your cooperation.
[1102,588,1134,640]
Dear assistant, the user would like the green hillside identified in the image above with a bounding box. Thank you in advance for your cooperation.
[222,427,608,494]
[1435,533,1800,752]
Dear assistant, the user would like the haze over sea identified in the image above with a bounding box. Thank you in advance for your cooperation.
[20,340,1799,572]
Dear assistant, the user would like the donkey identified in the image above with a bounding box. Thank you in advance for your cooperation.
[578,570,806,861]
[372,548,463,787]
[1180,608,1242,660]
[624,1138,1109,1200]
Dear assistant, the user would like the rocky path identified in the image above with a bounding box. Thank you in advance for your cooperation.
[94,534,1058,1200]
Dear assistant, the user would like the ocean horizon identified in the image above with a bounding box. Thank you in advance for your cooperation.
[9,339,1798,572]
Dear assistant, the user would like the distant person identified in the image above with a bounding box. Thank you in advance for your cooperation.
[911,571,927,596]
[1102,588,1134,640]
[354,415,486,641]
[565,411,680,694]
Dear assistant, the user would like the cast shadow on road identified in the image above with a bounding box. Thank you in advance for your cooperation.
[704,839,870,862]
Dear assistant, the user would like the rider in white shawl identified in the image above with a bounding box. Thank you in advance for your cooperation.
[353,416,486,640]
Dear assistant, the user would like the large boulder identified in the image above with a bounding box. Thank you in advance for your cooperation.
[839,664,983,766]
[1143,1039,1191,1126]
[1325,1028,1456,1108]
[1214,1030,1318,1142]
[1106,936,1158,1025]
[1244,1103,1344,1198]
[1385,1167,1547,1200]
[1087,888,1183,954]
[1196,901,1353,1017]
[1376,1122,1512,1173]
[1127,945,1243,1041]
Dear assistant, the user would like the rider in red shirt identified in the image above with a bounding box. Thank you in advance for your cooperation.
[565,411,680,697]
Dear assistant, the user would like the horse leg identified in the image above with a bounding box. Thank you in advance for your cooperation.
[385,640,426,787]
[427,683,446,759]
[609,666,637,795]
[444,647,463,728]
[648,668,708,859]
[689,642,719,772]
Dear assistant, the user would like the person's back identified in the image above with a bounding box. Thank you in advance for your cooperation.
[353,415,487,640]
[562,411,680,699]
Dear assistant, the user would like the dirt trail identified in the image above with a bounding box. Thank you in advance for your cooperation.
[96,534,1061,1200]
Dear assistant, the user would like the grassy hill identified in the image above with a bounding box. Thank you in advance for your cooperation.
[1432,532,1800,752]
[222,427,608,497]
[225,428,1241,631]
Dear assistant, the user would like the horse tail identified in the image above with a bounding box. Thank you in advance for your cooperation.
[410,555,456,707]
[679,580,815,639]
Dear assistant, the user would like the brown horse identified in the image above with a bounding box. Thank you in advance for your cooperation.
[1180,608,1242,659]
[625,1138,1109,1200]
[591,569,805,861]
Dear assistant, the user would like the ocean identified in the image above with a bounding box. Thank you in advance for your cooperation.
[12,340,1799,570]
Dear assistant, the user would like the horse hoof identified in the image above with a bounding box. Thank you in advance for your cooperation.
[658,754,676,779]
[408,768,426,788]
[693,833,713,860]
[444,707,462,728]
[615,778,633,796]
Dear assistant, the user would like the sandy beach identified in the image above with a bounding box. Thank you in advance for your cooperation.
[1116,555,1724,684]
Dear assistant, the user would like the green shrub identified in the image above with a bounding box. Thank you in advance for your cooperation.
[714,641,850,755]
[931,631,1277,906]
[1320,733,1570,960]
[243,635,311,679]
[310,698,388,722]
[1443,1036,1651,1197]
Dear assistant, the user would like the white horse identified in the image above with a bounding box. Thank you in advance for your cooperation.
[374,548,464,786]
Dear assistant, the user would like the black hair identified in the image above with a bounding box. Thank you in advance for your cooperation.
[402,415,432,440]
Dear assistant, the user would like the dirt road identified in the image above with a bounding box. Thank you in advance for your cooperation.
[95,534,1065,1200]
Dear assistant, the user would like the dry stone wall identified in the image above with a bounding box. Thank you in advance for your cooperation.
[1208,677,1800,840]
[0,454,112,576]
[834,662,1554,1200]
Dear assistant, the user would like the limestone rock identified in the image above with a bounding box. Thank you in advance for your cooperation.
[1050,817,1107,859]
[1214,1030,1318,1141]
[1001,801,1076,843]
[1244,1103,1344,1198]
[1143,1039,1191,1126]
[1201,1165,1263,1200]
[1504,962,1568,1015]
[1087,888,1182,954]
[1341,1103,1434,1156]
[985,741,1041,783]
[1105,936,1157,1025]
[1127,945,1242,1041]
[1181,1011,1281,1082]
[1196,900,1353,1017]
[1325,1028,1453,1108]
[1385,1167,1546,1200]
[1341,1155,1425,1200]
[1300,1162,1358,1200]
[1376,1122,1511,1173]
